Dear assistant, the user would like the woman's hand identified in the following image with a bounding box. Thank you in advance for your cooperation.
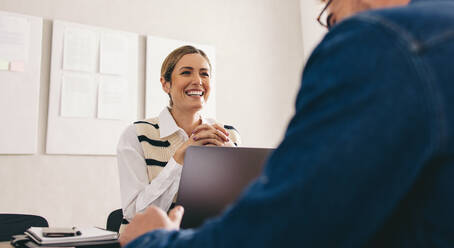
[173,124,233,164]
[194,123,236,147]
[192,123,231,144]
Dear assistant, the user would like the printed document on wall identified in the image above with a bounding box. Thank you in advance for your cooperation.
[100,32,128,75]
[10,61,25,72]
[0,11,42,154]
[63,27,97,72]
[61,73,97,118]
[0,15,30,62]
[0,59,8,70]
[97,75,127,120]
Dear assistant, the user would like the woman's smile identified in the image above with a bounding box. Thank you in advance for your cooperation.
[184,89,204,97]
[166,53,211,112]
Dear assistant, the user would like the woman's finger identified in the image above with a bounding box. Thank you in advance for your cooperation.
[192,124,214,135]
[193,129,229,142]
[214,129,229,142]
[212,123,229,136]
[193,138,224,147]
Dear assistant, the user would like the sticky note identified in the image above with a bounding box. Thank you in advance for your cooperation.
[0,59,9,70]
[10,61,25,72]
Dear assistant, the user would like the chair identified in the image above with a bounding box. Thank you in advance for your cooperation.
[106,209,123,232]
[0,214,49,241]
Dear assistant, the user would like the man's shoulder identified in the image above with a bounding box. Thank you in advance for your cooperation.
[327,2,454,49]
[307,1,453,77]
[300,4,435,114]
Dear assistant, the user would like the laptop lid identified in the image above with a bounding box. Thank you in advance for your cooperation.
[176,146,274,229]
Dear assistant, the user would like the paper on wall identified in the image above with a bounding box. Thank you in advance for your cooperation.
[10,61,25,72]
[100,31,128,75]
[0,59,8,70]
[61,73,97,118]
[97,75,127,120]
[0,15,30,62]
[63,27,97,72]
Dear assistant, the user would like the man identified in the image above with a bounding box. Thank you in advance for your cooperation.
[120,0,454,247]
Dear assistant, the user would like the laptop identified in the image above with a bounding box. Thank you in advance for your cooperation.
[176,146,275,229]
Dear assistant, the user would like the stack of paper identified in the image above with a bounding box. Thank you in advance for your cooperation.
[25,227,118,246]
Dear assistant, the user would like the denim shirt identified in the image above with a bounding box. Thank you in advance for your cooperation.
[125,0,454,247]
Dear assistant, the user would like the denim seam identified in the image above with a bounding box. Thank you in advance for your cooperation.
[356,14,421,52]
[354,14,446,153]
[424,30,454,48]
[407,49,447,152]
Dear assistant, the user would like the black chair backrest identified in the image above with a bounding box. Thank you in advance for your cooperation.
[106,209,123,232]
[0,214,49,241]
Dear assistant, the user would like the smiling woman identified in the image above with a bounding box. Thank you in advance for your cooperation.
[116,46,241,228]
[160,48,212,117]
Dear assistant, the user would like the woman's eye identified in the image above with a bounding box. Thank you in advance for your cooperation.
[201,72,210,77]
[181,71,190,75]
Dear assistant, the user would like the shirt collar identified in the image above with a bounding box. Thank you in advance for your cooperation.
[158,107,209,138]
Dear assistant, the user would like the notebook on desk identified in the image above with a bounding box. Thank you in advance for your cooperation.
[24,227,118,246]
[176,146,274,229]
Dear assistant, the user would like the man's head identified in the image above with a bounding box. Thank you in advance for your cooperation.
[321,0,411,28]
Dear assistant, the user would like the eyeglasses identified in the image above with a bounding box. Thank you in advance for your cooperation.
[317,0,334,29]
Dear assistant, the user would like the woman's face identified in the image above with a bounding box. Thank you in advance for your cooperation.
[164,53,211,112]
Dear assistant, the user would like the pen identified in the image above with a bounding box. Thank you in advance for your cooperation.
[72,227,82,236]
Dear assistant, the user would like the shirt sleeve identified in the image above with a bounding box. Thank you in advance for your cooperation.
[124,17,434,248]
[117,124,183,221]
[228,128,241,147]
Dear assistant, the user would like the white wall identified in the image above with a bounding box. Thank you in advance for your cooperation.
[0,0,304,227]
[300,0,327,62]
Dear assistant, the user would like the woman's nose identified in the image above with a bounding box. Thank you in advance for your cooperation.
[192,74,202,85]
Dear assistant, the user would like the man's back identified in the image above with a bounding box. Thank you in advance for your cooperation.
[367,1,454,245]
[302,1,454,246]
[122,1,454,247]
[389,1,454,245]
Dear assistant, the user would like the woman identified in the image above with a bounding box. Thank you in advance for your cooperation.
[117,45,241,223]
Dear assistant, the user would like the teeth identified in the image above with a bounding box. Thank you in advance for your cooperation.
[186,90,203,96]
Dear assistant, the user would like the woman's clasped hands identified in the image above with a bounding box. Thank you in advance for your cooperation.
[173,123,234,164]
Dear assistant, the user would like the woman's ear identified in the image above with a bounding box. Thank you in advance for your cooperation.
[161,77,170,93]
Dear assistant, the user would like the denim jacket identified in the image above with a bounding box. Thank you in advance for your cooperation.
[125,0,454,247]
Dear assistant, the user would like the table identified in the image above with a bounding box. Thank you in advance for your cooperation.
[0,240,119,248]
[0,242,12,248]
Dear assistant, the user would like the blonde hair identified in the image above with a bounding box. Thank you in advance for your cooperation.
[161,45,212,107]
[161,45,212,83]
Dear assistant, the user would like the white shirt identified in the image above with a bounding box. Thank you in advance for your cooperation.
[117,108,215,221]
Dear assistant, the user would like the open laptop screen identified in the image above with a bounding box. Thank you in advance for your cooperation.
[176,146,274,229]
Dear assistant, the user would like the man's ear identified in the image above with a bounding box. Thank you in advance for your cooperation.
[161,77,170,93]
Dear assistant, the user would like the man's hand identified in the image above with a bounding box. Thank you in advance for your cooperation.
[119,205,184,247]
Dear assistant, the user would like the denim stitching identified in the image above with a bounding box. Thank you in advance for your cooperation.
[354,13,446,152]
[424,30,454,48]
[356,14,422,52]
[406,47,448,151]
